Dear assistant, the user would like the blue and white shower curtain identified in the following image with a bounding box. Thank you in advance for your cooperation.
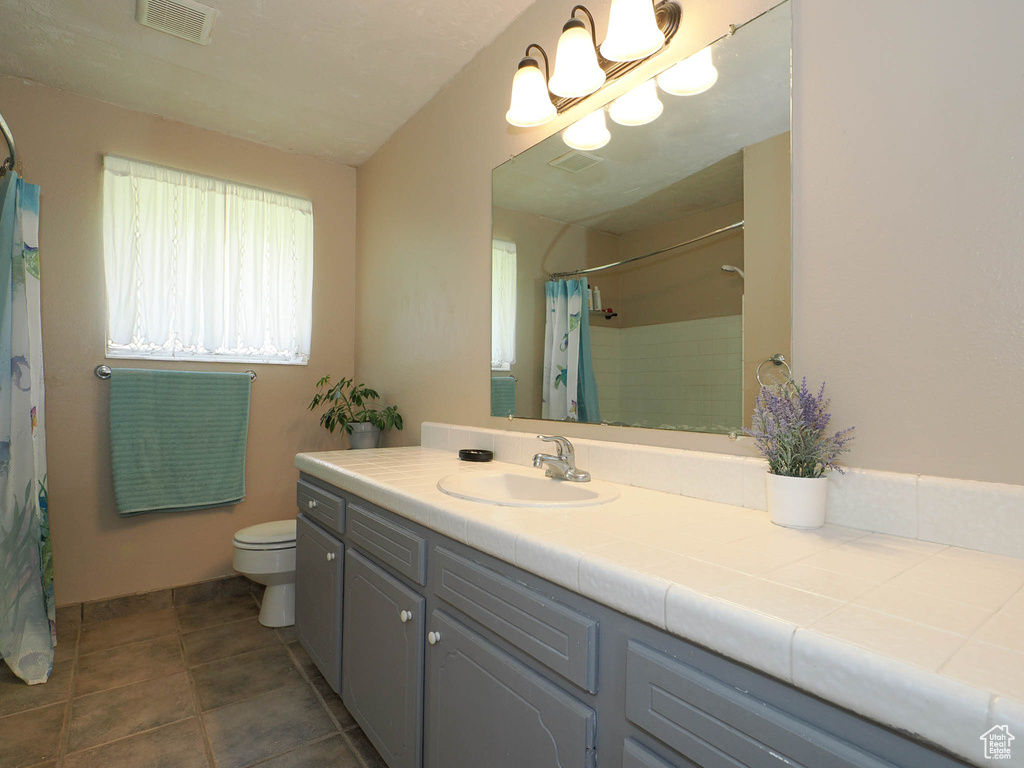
[541,278,601,423]
[0,172,53,685]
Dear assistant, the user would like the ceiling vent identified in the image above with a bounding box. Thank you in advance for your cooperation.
[548,150,604,174]
[136,0,218,45]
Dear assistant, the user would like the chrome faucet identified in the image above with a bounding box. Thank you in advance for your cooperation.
[533,435,590,482]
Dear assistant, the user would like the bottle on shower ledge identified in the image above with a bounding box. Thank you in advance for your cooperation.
[592,285,602,311]
[587,287,594,310]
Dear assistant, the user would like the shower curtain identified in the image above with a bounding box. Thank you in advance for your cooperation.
[541,278,600,423]
[0,172,53,685]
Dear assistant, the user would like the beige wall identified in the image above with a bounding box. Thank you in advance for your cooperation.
[0,76,356,604]
[743,132,792,422]
[358,0,1024,484]
[615,202,745,327]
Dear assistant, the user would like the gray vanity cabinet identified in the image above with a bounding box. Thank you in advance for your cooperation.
[342,550,425,768]
[295,513,343,694]
[424,610,597,768]
[296,474,970,768]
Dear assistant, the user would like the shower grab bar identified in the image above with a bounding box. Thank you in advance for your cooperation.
[95,365,257,382]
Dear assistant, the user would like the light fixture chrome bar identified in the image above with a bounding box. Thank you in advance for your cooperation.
[0,109,16,178]
[548,220,744,280]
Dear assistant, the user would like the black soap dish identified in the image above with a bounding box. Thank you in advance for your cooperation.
[459,449,493,462]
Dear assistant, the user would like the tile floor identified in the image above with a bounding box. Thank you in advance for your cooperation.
[0,591,386,768]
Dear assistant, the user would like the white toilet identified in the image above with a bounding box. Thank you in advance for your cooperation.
[232,519,297,627]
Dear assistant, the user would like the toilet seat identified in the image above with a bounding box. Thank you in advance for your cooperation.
[233,519,296,551]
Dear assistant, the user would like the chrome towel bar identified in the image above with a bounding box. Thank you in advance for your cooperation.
[95,365,256,382]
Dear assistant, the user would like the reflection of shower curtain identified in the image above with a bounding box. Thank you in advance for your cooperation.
[541,278,600,423]
[0,173,53,684]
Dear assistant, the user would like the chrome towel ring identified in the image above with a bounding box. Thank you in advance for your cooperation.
[755,354,792,386]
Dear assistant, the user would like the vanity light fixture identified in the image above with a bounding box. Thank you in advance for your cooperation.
[505,45,558,128]
[657,46,719,95]
[600,0,666,62]
[504,1,681,128]
[609,79,664,126]
[549,7,606,98]
[562,107,611,150]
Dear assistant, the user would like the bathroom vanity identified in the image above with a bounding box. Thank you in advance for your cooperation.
[293,449,982,768]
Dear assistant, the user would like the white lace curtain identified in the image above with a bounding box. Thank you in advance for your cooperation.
[491,239,517,370]
[102,155,314,364]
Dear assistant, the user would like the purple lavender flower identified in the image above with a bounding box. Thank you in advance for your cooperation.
[744,377,855,478]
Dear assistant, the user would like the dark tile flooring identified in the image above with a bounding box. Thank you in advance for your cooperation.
[0,593,386,768]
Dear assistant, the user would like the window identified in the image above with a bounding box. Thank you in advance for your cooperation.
[102,155,314,364]
[491,239,517,370]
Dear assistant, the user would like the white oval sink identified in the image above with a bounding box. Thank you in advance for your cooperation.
[437,468,620,508]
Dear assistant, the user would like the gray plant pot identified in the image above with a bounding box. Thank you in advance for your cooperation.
[349,422,381,450]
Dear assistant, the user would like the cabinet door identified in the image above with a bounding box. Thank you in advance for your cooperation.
[342,550,425,768]
[295,514,343,694]
[424,611,596,768]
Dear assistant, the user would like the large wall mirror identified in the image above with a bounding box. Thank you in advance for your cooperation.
[491,1,791,435]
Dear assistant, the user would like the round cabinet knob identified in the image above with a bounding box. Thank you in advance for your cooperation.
[325,552,335,562]
[400,610,412,623]
[427,631,442,646]
[307,499,317,509]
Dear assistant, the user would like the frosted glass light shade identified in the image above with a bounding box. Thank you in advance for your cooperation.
[657,48,719,96]
[505,58,556,127]
[609,80,664,126]
[549,21,606,98]
[600,0,664,62]
[563,108,611,151]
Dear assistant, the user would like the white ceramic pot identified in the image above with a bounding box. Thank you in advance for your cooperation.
[349,422,381,450]
[765,474,828,529]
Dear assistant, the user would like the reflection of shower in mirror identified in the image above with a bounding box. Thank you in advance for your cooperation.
[721,264,745,280]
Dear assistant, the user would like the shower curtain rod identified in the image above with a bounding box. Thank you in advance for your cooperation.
[0,108,15,178]
[548,220,744,281]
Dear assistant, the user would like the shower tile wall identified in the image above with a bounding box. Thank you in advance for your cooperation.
[590,315,743,432]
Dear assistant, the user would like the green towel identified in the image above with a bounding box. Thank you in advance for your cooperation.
[491,376,515,418]
[109,368,251,516]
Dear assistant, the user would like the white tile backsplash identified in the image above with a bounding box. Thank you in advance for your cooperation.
[918,476,1024,558]
[420,422,449,450]
[421,422,1024,559]
[826,469,918,538]
[492,431,521,464]
[678,451,746,506]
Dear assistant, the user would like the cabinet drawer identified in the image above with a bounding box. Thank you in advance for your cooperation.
[432,547,598,692]
[297,480,345,534]
[347,502,427,585]
[625,641,894,768]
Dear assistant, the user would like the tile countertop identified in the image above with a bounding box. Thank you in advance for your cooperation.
[296,447,1024,766]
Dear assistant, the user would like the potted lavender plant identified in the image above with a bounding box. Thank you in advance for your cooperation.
[746,377,854,529]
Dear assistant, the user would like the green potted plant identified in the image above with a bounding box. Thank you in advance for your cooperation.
[308,375,403,449]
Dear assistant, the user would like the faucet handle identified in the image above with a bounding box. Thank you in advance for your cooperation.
[537,435,574,460]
